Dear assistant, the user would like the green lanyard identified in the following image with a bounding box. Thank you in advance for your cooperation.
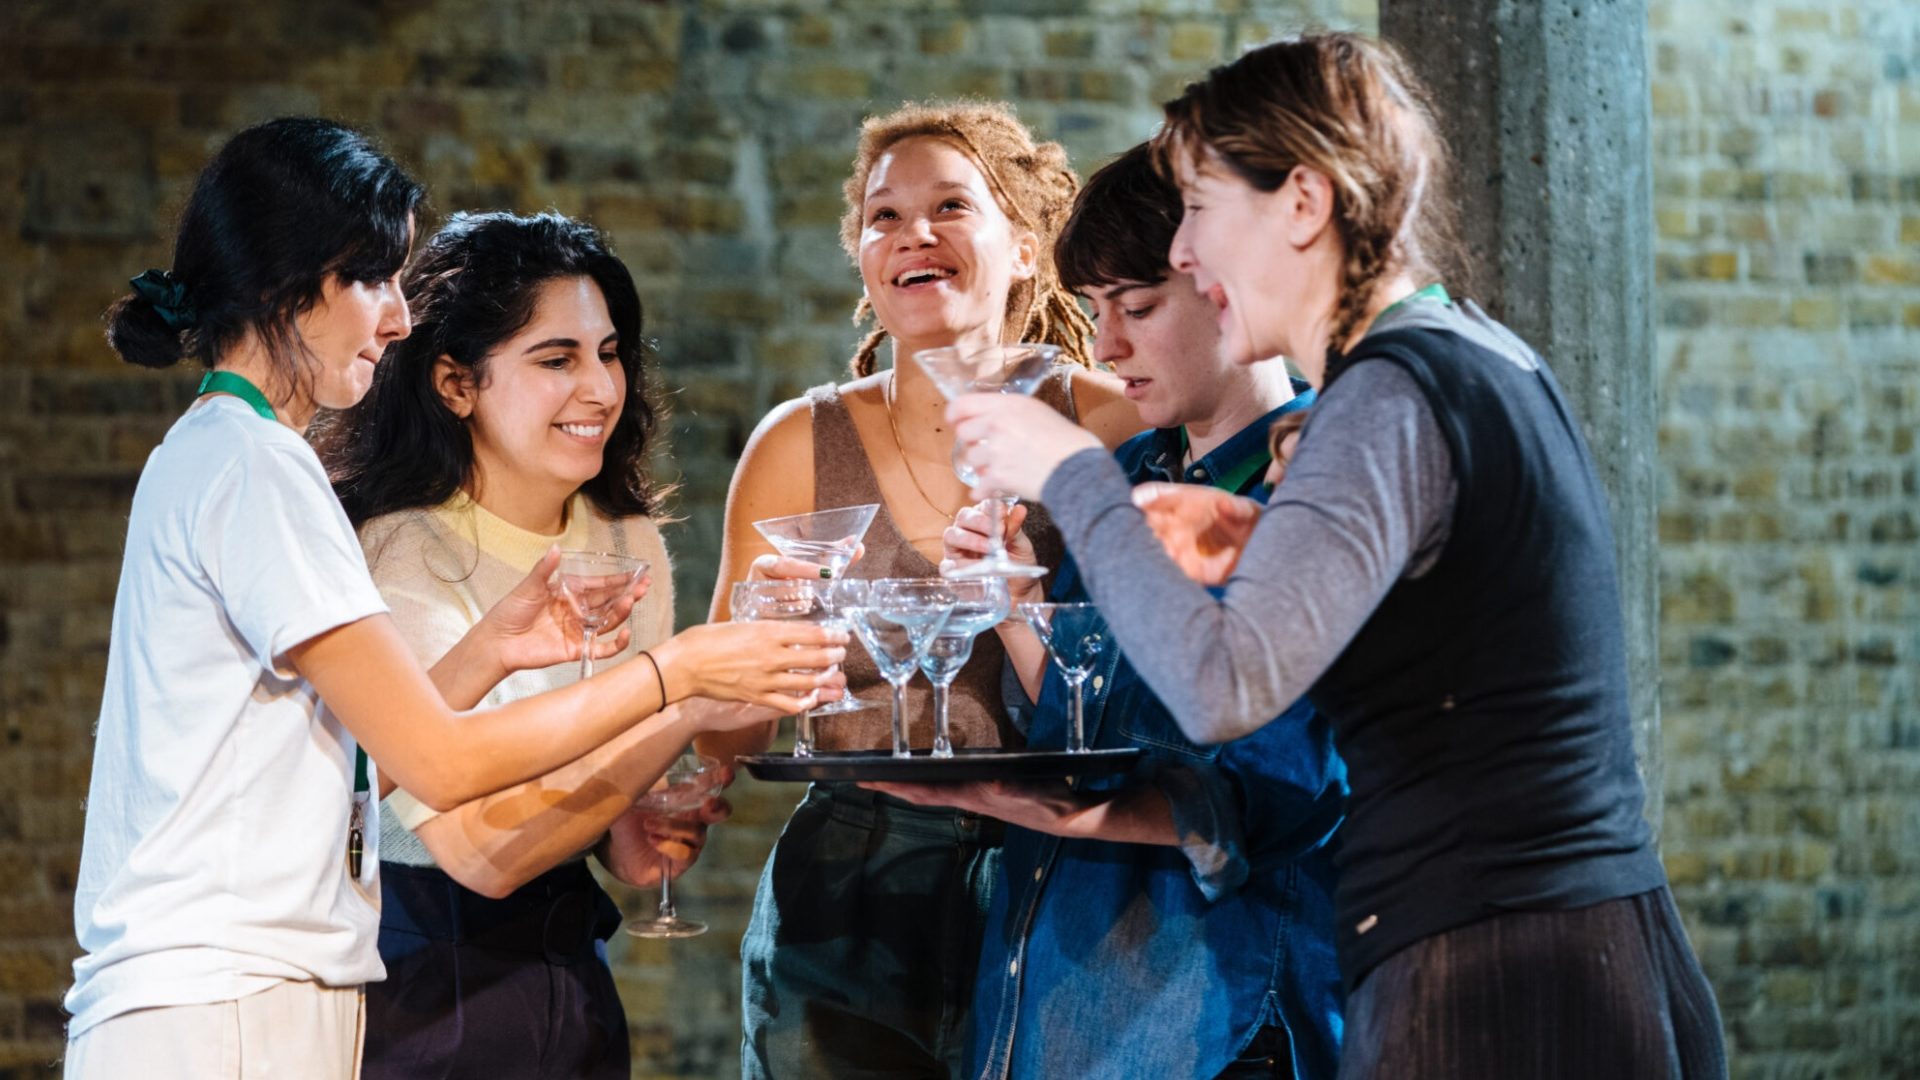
[1177,427,1272,495]
[197,369,278,421]
[196,371,371,801]
[1373,282,1451,325]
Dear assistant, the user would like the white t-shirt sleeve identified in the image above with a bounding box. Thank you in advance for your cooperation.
[196,441,388,677]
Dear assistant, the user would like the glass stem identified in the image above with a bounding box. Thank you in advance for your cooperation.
[932,680,953,758]
[795,707,815,758]
[1065,673,1087,753]
[890,679,911,758]
[579,626,596,680]
[984,494,1009,563]
[657,854,676,919]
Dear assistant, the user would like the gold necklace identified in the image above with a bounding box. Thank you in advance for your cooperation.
[883,368,962,519]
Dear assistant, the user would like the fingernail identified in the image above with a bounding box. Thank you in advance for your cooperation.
[818,565,833,579]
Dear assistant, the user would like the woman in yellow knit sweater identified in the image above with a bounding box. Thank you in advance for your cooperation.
[319,211,772,1078]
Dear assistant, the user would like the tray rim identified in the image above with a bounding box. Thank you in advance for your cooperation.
[737,746,1141,783]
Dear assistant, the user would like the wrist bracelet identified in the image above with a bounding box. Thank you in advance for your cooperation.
[638,649,668,706]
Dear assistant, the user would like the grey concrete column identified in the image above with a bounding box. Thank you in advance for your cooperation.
[1380,0,1663,836]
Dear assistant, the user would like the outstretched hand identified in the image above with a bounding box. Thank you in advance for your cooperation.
[482,546,648,674]
[599,791,733,887]
[1130,483,1264,587]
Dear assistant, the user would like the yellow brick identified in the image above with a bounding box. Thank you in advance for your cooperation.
[1650,77,1689,117]
[1168,21,1225,63]
[790,14,833,48]
[1696,251,1740,281]
[1656,206,1695,239]
[1791,296,1841,330]
[921,22,968,56]
[1902,216,1920,246]
[1774,8,1831,33]
[1862,254,1920,286]
[1904,303,1920,330]
[789,64,870,99]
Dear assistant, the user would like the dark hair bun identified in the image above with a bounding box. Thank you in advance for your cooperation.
[104,294,188,370]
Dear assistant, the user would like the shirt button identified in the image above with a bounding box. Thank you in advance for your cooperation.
[1192,468,1207,480]
[1033,866,1044,882]
[1009,959,1019,976]
[1092,676,1104,691]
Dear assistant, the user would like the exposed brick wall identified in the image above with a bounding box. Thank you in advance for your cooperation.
[1649,2,1920,1076]
[3,0,1916,1077]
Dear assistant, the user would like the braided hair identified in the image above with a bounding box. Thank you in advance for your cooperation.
[838,100,1095,377]
[1154,33,1458,388]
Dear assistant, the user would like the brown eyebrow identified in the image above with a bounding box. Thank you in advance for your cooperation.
[1101,283,1156,302]
[867,180,975,200]
[522,332,618,355]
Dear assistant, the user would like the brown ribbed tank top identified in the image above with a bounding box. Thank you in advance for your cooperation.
[805,369,1076,751]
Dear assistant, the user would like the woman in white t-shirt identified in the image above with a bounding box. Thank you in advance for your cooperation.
[317,210,735,1078]
[64,118,848,1080]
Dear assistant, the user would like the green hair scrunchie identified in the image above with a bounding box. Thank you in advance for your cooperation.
[130,269,199,331]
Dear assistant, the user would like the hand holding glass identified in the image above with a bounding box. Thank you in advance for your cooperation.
[914,343,1058,579]
[731,579,864,757]
[750,505,880,716]
[553,550,649,679]
[625,753,724,939]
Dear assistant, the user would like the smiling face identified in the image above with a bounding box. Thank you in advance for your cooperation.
[445,276,625,506]
[1083,272,1233,430]
[1168,149,1332,369]
[295,269,413,410]
[858,136,1039,356]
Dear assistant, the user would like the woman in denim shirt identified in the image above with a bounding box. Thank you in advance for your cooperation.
[876,146,1346,1079]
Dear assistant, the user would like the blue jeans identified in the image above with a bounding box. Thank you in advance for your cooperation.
[741,784,1003,1079]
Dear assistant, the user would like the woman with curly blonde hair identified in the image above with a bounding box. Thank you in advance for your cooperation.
[701,100,1139,1077]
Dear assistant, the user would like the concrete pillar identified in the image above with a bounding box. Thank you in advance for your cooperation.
[1379,0,1663,836]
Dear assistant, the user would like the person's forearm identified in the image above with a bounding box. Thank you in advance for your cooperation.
[995,620,1050,703]
[693,706,779,765]
[417,704,702,897]
[426,623,511,711]
[1041,451,1308,743]
[1028,784,1178,846]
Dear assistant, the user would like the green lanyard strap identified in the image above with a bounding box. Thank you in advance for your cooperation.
[196,369,369,796]
[197,369,277,421]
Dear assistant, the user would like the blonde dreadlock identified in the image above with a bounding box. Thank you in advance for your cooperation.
[839,100,1096,378]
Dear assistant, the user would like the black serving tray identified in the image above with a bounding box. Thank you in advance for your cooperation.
[738,747,1142,783]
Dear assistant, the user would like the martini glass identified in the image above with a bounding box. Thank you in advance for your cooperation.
[843,578,955,757]
[913,343,1060,580]
[752,503,880,716]
[553,550,649,679]
[917,578,1012,757]
[1018,602,1109,753]
[731,579,863,757]
[625,752,725,939]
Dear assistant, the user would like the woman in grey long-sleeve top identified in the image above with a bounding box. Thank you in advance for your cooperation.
[944,32,1727,1080]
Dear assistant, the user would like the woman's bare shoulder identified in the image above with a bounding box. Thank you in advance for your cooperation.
[1069,366,1146,449]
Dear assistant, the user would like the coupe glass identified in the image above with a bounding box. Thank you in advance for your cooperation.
[553,550,649,679]
[751,504,880,716]
[916,578,1012,757]
[913,343,1059,579]
[1018,602,1110,753]
[624,752,725,939]
[843,578,955,757]
[731,579,864,757]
